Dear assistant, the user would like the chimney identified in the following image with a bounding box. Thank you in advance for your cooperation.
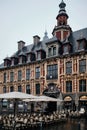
[33,35,40,45]
[18,40,25,50]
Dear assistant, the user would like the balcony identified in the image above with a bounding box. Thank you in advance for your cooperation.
[46,74,58,80]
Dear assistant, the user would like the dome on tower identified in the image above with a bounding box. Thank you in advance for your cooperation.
[56,0,68,19]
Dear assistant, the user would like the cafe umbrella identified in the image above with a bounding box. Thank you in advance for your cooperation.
[23,95,58,102]
[0,91,37,130]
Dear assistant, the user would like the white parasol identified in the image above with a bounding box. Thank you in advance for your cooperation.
[23,95,62,102]
[0,91,36,99]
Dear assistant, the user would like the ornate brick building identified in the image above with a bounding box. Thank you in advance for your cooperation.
[0,0,87,110]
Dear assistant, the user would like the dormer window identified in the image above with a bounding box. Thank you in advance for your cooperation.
[19,52,26,64]
[63,42,72,55]
[48,46,56,57]
[4,57,11,67]
[37,51,41,60]
[27,54,31,63]
[63,45,68,54]
[77,38,87,51]
[27,52,36,62]
[31,53,36,61]
[53,47,56,55]
[19,57,22,64]
[37,50,46,60]
[78,41,83,50]
[11,57,18,66]
[48,48,52,56]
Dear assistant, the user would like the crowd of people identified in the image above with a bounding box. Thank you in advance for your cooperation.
[0,111,67,130]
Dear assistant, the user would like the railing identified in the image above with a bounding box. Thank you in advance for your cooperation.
[46,74,58,80]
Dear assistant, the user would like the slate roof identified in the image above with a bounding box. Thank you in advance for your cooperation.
[69,28,87,53]
[0,27,87,69]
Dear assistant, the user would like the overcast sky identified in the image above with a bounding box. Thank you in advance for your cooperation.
[0,0,87,63]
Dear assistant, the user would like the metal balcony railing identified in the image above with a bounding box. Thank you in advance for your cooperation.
[46,74,58,80]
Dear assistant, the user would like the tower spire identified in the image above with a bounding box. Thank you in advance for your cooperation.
[58,0,68,18]
[43,30,49,41]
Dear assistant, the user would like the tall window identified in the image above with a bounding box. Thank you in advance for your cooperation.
[53,47,56,55]
[79,59,86,73]
[79,80,86,92]
[10,86,14,92]
[4,72,6,83]
[63,45,68,54]
[37,52,41,60]
[78,41,84,50]
[18,86,22,92]
[47,64,58,79]
[3,86,6,93]
[36,84,40,95]
[48,48,52,57]
[48,46,56,57]
[26,85,30,94]
[26,69,30,80]
[66,81,72,92]
[18,70,22,81]
[35,67,40,79]
[10,72,14,82]
[66,61,72,74]
[27,54,31,62]
[19,57,22,64]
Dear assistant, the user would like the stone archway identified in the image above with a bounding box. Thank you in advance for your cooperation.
[43,83,61,112]
[64,96,72,101]
[80,95,87,101]
[64,96,73,110]
[79,95,87,110]
[43,83,60,98]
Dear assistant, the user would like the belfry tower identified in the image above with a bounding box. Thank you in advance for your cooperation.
[52,0,72,41]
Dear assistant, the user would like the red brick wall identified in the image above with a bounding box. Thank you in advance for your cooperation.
[56,31,61,40]
[63,31,68,40]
